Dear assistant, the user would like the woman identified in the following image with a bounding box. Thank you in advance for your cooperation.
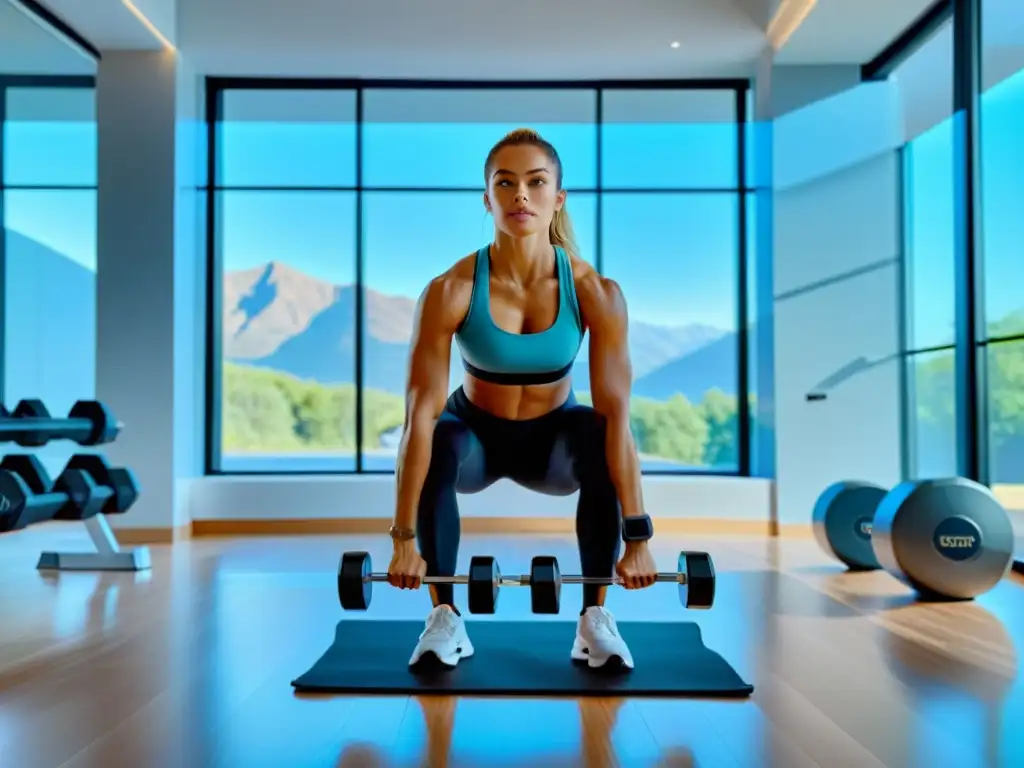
[387,128,658,672]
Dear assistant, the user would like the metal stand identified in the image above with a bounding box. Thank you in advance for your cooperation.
[36,515,152,572]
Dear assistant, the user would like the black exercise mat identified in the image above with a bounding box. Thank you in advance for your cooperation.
[292,620,753,698]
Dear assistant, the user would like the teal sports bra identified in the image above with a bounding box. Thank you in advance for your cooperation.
[455,245,585,385]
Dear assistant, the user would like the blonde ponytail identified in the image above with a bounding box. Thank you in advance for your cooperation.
[484,127,580,260]
[549,207,580,261]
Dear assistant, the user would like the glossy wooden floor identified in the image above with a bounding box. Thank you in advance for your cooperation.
[2,525,1023,768]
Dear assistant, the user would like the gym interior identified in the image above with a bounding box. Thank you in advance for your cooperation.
[2,0,1024,765]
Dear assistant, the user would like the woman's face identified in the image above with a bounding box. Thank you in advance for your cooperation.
[485,144,566,238]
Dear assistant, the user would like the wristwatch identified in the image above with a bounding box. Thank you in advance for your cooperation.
[389,524,416,542]
[621,513,654,542]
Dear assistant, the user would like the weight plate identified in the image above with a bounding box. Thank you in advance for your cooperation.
[338,551,372,611]
[871,478,1014,600]
[12,399,50,447]
[54,468,97,520]
[468,555,500,614]
[679,551,716,609]
[812,480,886,570]
[69,400,118,445]
[0,453,51,494]
[66,454,113,485]
[530,555,561,614]
[0,470,31,532]
[107,467,140,513]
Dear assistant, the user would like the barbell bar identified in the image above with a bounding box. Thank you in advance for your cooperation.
[350,572,691,587]
[337,551,716,614]
[0,399,122,447]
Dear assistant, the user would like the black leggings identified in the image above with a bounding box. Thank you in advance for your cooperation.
[417,387,622,610]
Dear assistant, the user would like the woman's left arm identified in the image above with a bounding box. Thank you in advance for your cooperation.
[576,270,646,521]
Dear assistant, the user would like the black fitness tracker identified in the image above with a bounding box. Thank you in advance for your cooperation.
[621,513,654,542]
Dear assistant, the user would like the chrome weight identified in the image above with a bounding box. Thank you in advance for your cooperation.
[812,480,887,570]
[872,478,1014,601]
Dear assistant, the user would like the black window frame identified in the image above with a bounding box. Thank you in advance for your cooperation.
[0,73,97,405]
[203,76,754,476]
[862,0,988,485]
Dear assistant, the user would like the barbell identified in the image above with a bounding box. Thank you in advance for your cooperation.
[337,550,716,614]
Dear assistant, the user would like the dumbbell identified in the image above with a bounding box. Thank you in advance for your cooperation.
[0,454,115,532]
[0,399,121,447]
[336,550,717,614]
[527,552,716,614]
[338,552,509,614]
[62,454,140,514]
[812,480,887,571]
[812,477,1014,601]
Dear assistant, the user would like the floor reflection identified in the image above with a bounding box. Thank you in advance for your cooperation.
[5,532,1024,768]
[879,601,1020,768]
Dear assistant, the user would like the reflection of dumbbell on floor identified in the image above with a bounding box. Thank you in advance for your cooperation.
[813,477,1014,601]
[0,454,137,533]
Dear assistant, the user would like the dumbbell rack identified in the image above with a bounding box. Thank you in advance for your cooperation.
[0,397,150,573]
[37,514,151,573]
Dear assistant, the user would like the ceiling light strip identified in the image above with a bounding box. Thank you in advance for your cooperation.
[767,0,818,50]
[120,0,175,50]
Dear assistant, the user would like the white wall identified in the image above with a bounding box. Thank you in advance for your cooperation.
[770,73,905,524]
[95,49,203,531]
[189,475,773,523]
[172,60,205,510]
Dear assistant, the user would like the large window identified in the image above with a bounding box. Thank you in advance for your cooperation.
[208,80,749,474]
[896,17,959,479]
[1,80,97,477]
[599,90,742,472]
[214,90,358,472]
[982,0,1024,493]
[879,0,1024,560]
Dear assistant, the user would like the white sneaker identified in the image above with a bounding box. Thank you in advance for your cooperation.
[408,605,475,668]
[571,606,634,670]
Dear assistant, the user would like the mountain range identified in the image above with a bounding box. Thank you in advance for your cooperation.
[224,261,738,402]
[4,231,97,416]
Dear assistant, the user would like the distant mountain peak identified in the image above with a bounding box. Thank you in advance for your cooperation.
[221,260,736,398]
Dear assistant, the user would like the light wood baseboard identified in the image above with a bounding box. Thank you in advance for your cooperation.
[994,484,1024,512]
[112,525,191,545]
[190,517,812,538]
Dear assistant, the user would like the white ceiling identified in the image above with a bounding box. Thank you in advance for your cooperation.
[32,0,167,50]
[776,0,938,63]
[174,0,767,80]
[12,0,1021,86]
[0,0,95,74]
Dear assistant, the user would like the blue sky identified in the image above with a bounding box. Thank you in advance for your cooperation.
[214,118,741,329]
[907,70,1024,346]
[3,72,1024,334]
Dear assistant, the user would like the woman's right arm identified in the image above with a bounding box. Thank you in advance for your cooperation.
[392,275,462,532]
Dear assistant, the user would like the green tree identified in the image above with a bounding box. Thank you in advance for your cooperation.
[362,388,405,451]
[629,394,708,465]
[910,308,1024,482]
[220,363,749,470]
[222,363,301,452]
[699,389,739,467]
